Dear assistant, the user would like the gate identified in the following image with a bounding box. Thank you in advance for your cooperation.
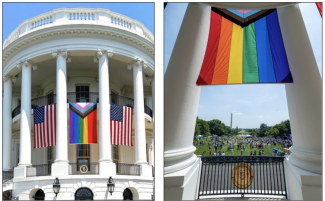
[198,156,287,199]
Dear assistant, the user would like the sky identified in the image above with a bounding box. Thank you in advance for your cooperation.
[3,3,154,43]
[164,3,322,129]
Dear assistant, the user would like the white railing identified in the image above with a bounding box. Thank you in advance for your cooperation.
[3,8,154,49]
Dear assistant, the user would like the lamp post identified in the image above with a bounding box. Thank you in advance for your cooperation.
[53,177,60,197]
[107,176,115,195]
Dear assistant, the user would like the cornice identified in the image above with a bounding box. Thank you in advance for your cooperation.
[3,24,154,64]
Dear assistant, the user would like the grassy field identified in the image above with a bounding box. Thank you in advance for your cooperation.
[194,136,283,156]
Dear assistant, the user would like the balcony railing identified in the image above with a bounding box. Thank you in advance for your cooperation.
[116,163,141,176]
[3,170,14,181]
[23,163,141,176]
[12,92,153,118]
[26,164,51,177]
[3,8,154,49]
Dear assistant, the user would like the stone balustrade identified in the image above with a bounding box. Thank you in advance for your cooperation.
[3,8,154,49]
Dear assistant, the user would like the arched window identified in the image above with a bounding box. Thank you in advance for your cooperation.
[75,188,93,200]
[123,188,133,200]
[34,189,45,200]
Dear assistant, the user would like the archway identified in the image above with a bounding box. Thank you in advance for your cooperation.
[123,188,133,200]
[75,188,93,200]
[34,189,45,200]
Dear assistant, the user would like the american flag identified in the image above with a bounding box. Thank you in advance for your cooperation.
[33,104,56,148]
[110,104,133,146]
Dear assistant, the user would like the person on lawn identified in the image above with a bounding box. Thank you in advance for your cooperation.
[222,152,225,156]
[254,150,256,155]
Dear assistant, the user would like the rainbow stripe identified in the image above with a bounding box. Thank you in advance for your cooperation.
[69,103,97,144]
[197,9,293,85]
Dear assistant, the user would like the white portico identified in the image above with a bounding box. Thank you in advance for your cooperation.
[164,3,322,200]
[3,8,154,200]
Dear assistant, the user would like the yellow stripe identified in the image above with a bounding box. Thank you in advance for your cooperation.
[227,23,243,84]
[83,116,88,143]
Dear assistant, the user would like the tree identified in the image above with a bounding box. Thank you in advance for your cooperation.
[194,117,201,137]
[259,123,270,136]
[266,127,279,137]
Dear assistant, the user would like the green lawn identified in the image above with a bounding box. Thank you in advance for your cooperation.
[194,136,283,156]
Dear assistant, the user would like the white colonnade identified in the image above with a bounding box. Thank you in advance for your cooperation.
[277,4,322,200]
[97,49,116,175]
[3,76,14,170]
[164,3,210,200]
[51,50,70,175]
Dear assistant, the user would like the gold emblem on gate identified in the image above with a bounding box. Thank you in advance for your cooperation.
[80,165,88,173]
[231,163,254,189]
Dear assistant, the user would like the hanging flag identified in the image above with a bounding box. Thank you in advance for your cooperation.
[69,102,97,144]
[33,104,56,149]
[197,9,293,85]
[110,104,133,146]
[316,3,322,17]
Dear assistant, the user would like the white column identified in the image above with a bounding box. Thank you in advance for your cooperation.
[128,59,148,165]
[18,60,37,166]
[3,76,14,170]
[164,3,211,200]
[51,50,69,176]
[96,49,116,175]
[277,4,322,200]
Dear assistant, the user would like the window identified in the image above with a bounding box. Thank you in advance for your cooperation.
[111,90,118,105]
[47,147,54,174]
[76,85,90,102]
[76,144,90,171]
[46,91,54,105]
[112,145,119,163]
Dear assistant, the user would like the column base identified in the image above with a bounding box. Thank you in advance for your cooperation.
[99,162,116,176]
[140,164,153,177]
[52,163,69,176]
[14,166,27,178]
[164,157,201,200]
[284,158,322,200]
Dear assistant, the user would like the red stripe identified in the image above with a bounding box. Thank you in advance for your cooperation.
[46,106,50,147]
[34,124,36,149]
[131,108,133,146]
[110,120,113,144]
[54,104,56,146]
[125,107,129,146]
[40,123,43,147]
[123,107,126,146]
[49,105,52,146]
[197,10,222,85]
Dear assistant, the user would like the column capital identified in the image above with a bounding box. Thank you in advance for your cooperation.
[127,58,141,70]
[140,60,149,69]
[3,75,11,82]
[16,59,37,70]
[52,49,70,59]
[96,49,113,59]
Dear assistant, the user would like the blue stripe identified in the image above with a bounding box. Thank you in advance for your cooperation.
[266,10,293,83]
[255,17,276,83]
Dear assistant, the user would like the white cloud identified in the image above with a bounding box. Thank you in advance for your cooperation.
[232,111,242,115]
[256,116,263,118]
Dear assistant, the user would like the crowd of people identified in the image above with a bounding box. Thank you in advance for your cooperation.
[194,135,293,156]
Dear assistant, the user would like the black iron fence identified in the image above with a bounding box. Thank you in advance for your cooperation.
[2,170,14,181]
[198,156,287,199]
[12,93,153,118]
[26,164,51,177]
[69,163,99,175]
[116,163,141,176]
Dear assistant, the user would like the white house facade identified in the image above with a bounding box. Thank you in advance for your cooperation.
[3,8,154,200]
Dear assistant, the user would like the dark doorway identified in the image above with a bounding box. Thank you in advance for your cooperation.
[34,189,45,200]
[123,188,133,200]
[75,188,93,200]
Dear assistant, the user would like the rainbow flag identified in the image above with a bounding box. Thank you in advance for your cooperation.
[197,9,293,85]
[69,103,97,144]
